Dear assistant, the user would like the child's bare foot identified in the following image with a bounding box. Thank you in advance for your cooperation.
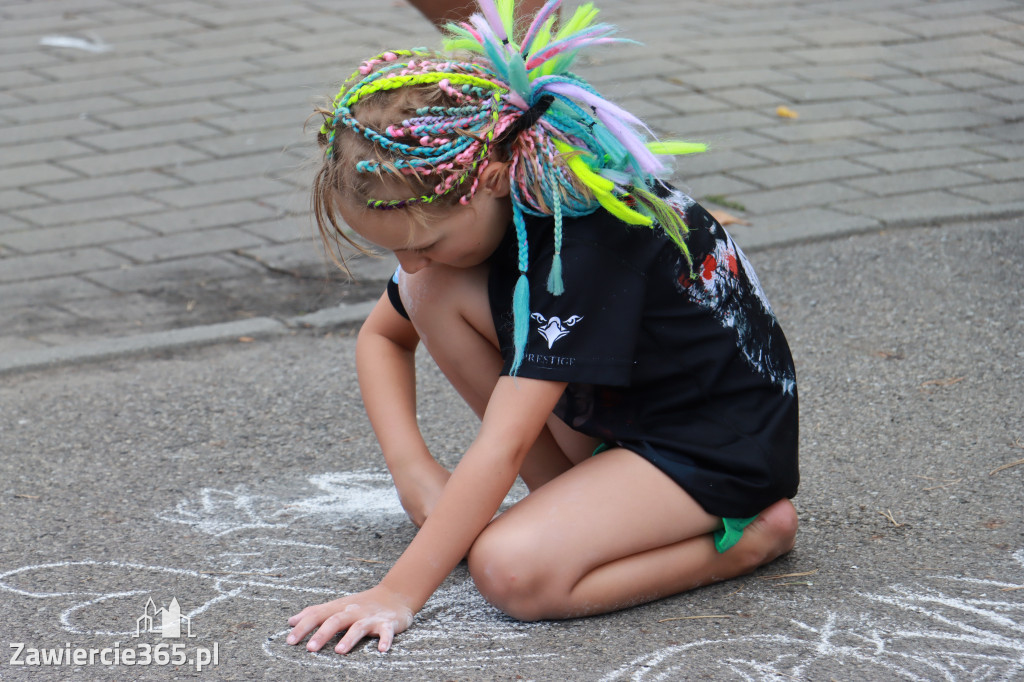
[729,498,798,573]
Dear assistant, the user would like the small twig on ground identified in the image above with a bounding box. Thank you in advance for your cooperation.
[657,614,732,623]
[758,569,818,581]
[201,571,285,577]
[917,475,962,491]
[990,458,1024,476]
[919,376,965,389]
[879,509,905,527]
[348,557,386,564]
[13,494,39,499]
[999,585,1024,592]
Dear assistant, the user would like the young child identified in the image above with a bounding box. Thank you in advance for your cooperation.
[287,0,799,655]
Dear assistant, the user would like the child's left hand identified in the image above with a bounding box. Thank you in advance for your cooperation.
[286,586,415,654]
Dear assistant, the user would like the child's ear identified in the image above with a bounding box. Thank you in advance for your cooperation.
[478,161,511,198]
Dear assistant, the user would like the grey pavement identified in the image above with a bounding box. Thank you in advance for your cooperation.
[2,0,1024,365]
[0,217,1022,680]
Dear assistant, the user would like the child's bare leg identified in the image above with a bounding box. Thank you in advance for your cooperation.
[399,264,598,490]
[467,448,798,621]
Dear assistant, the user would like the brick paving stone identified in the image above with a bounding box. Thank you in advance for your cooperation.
[1,97,132,124]
[0,190,47,213]
[745,140,887,164]
[729,181,869,215]
[871,111,1004,132]
[83,255,258,292]
[12,195,167,227]
[968,161,1024,182]
[844,168,986,196]
[238,216,313,244]
[131,201,281,234]
[80,122,222,152]
[185,128,311,159]
[873,76,956,96]
[858,147,997,172]
[59,144,212,177]
[0,118,110,146]
[757,119,894,144]
[876,92,1005,114]
[0,248,131,283]
[954,180,1024,204]
[202,106,310,135]
[32,172,184,203]
[122,79,255,106]
[869,130,996,151]
[973,143,1024,160]
[937,71,1015,90]
[107,227,267,262]
[0,163,81,191]
[15,75,152,104]
[34,56,169,82]
[167,151,299,185]
[141,61,270,87]
[3,140,96,167]
[93,101,232,129]
[147,177,296,209]
[1,220,154,254]
[767,80,900,103]
[833,190,986,220]
[688,174,760,199]
[781,63,911,83]
[731,159,878,189]
[0,276,112,309]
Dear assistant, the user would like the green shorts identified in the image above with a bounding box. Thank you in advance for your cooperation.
[593,442,756,553]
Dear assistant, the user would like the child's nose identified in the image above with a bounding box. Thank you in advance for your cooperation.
[397,252,431,274]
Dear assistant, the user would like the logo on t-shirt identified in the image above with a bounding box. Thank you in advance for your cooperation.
[530,313,583,349]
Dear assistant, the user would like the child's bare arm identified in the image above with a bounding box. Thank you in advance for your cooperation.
[287,374,567,653]
[356,294,450,526]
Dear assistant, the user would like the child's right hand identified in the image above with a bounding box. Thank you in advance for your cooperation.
[392,458,451,527]
[286,585,415,654]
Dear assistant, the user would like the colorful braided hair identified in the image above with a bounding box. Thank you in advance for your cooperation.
[313,0,705,374]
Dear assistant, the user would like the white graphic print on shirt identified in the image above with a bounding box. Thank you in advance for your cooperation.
[530,313,583,349]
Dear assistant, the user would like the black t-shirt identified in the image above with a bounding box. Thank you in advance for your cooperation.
[388,183,798,517]
[488,184,797,517]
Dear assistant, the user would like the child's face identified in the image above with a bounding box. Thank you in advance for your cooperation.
[336,179,512,274]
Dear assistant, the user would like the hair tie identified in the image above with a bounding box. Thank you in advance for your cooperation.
[497,93,554,145]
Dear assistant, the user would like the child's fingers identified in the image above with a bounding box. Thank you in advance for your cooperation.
[306,610,358,652]
[335,620,371,655]
[287,608,311,626]
[285,604,342,648]
[378,623,396,652]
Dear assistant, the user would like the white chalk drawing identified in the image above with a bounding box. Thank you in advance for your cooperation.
[1,471,1021,679]
[601,550,1024,681]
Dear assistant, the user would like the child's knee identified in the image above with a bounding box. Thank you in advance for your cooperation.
[467,527,552,621]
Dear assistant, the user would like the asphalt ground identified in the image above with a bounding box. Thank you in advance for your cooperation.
[1,217,1022,681]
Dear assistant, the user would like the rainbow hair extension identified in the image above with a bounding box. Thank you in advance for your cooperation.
[318,0,705,375]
